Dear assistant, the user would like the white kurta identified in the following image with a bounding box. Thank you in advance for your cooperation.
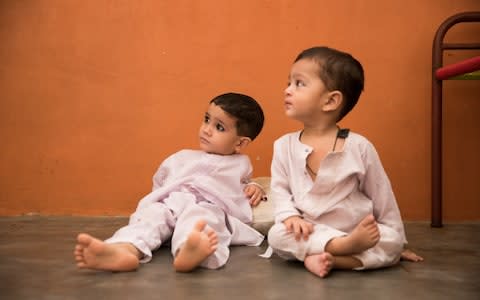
[267,131,406,269]
[106,150,264,269]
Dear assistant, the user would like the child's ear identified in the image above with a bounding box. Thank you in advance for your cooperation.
[235,137,252,153]
[323,90,343,112]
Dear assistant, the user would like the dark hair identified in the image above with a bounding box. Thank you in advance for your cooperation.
[210,92,264,141]
[295,46,364,121]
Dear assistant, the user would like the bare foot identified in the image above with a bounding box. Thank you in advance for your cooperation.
[74,233,140,272]
[173,220,218,272]
[304,252,334,278]
[401,249,424,262]
[325,214,380,256]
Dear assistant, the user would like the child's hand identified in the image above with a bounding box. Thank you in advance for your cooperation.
[244,184,266,207]
[283,216,314,241]
[401,248,424,262]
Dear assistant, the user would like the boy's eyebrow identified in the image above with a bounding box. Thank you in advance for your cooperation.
[216,118,229,129]
[289,72,308,81]
[206,111,231,130]
[290,71,306,78]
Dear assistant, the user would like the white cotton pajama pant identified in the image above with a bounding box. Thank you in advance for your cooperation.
[267,222,403,270]
[105,191,232,269]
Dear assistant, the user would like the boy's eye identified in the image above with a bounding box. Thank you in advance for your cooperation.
[295,80,305,87]
[204,115,210,123]
[216,123,225,132]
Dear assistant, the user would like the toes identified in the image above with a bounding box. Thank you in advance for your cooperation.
[361,214,375,226]
[206,229,217,239]
[210,237,218,246]
[194,220,207,231]
[77,233,92,245]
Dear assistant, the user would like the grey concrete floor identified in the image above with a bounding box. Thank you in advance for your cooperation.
[0,216,479,300]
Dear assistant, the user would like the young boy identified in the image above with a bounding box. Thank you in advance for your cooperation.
[74,92,266,272]
[267,46,422,278]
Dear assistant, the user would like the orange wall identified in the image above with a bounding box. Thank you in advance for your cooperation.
[1,1,479,221]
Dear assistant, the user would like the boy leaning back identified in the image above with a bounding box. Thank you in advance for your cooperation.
[267,46,422,278]
[74,92,266,272]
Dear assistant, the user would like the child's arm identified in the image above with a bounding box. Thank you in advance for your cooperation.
[360,141,407,243]
[270,139,302,222]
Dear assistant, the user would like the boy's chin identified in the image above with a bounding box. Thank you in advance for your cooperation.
[202,148,237,156]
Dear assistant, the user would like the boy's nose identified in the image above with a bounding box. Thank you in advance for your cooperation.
[284,85,292,96]
[202,124,212,135]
